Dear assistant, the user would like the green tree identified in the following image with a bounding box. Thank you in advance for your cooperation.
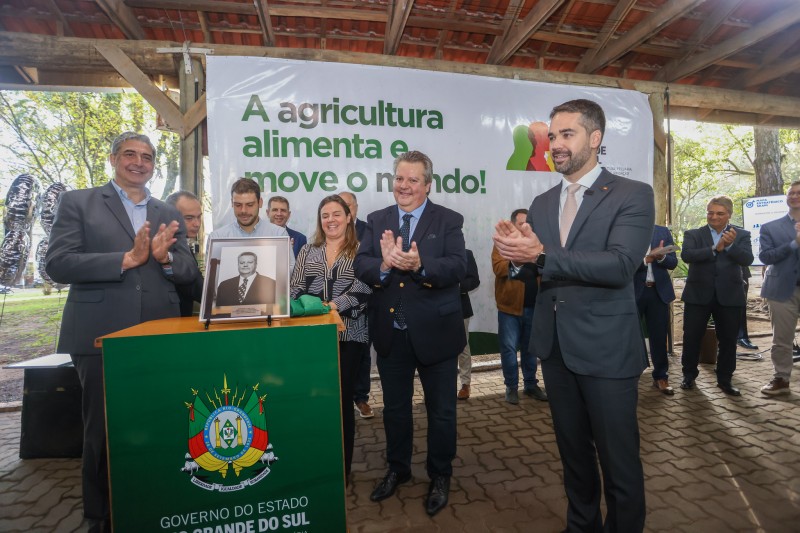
[0,91,179,197]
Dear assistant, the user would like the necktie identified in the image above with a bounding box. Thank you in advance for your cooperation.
[400,213,412,252]
[395,214,413,328]
[238,277,248,304]
[560,183,580,246]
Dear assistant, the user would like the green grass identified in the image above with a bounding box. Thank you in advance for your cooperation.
[0,289,68,364]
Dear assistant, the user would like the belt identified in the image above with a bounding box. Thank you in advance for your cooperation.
[645,282,656,288]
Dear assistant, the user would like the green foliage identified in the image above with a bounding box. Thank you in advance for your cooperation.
[0,90,180,196]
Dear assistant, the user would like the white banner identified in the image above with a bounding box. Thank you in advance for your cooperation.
[743,195,788,266]
[206,57,654,338]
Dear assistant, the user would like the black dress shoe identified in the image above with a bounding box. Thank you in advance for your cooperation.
[680,377,695,390]
[425,476,450,516]
[370,470,411,502]
[717,382,741,396]
[737,338,758,350]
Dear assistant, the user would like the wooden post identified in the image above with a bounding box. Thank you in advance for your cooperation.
[179,57,205,199]
[649,91,668,225]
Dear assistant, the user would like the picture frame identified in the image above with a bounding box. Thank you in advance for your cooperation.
[199,236,292,322]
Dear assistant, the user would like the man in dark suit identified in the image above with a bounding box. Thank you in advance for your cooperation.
[494,99,653,532]
[340,191,373,417]
[759,181,800,395]
[634,225,678,394]
[737,265,758,350]
[215,251,276,306]
[166,190,204,316]
[267,195,307,257]
[46,132,198,532]
[680,195,753,396]
[354,151,466,516]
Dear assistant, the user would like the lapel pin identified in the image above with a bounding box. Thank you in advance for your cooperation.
[601,186,609,191]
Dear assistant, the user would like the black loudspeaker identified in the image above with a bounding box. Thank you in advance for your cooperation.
[19,367,83,459]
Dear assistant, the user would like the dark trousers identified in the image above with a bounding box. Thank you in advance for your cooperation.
[738,278,750,339]
[637,287,670,380]
[682,301,741,383]
[353,342,371,404]
[71,354,109,520]
[339,341,363,477]
[377,329,457,478]
[541,329,645,533]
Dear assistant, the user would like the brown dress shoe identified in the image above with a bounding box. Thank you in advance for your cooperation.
[457,384,470,400]
[653,379,674,395]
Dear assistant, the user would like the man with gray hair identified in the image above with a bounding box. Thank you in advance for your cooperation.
[680,194,753,395]
[47,132,198,531]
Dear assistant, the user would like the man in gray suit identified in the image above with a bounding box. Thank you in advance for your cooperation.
[759,181,800,396]
[46,132,198,532]
[680,195,753,396]
[494,99,653,532]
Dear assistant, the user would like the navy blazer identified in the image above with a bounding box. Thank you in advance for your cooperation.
[681,225,753,307]
[760,214,800,302]
[46,181,198,355]
[354,200,467,364]
[460,249,480,319]
[286,226,307,258]
[634,225,677,304]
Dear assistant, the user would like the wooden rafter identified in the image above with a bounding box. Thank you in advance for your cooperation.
[95,0,145,40]
[739,54,800,89]
[197,11,211,43]
[253,0,275,47]
[40,0,75,37]
[664,0,744,66]
[575,0,637,73]
[579,0,704,74]
[486,0,564,65]
[434,0,460,60]
[657,4,800,83]
[384,0,415,55]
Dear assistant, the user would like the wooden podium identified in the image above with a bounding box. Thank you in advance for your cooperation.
[98,314,347,533]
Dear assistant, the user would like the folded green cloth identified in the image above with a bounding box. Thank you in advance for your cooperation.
[290,294,331,317]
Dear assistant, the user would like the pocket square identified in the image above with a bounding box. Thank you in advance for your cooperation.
[426,233,437,239]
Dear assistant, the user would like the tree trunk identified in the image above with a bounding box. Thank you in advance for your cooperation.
[754,126,782,196]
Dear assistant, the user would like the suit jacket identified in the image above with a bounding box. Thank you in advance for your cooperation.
[176,244,204,316]
[286,227,307,258]
[215,273,276,306]
[759,214,799,302]
[524,168,654,378]
[633,225,677,304]
[354,200,467,364]
[45,181,198,355]
[460,249,480,319]
[355,218,367,242]
[681,225,753,307]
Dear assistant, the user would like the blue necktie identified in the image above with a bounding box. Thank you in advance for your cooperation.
[395,214,413,328]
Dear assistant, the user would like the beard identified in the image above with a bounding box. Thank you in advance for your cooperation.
[552,143,593,176]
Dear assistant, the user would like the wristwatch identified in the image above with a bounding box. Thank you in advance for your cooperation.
[161,251,174,265]
[535,252,546,269]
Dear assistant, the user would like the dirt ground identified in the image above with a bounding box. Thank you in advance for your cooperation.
[0,273,777,405]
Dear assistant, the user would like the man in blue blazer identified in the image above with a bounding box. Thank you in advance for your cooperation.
[680,195,753,395]
[634,225,678,394]
[267,195,307,257]
[494,99,652,532]
[759,181,800,395]
[46,132,198,532]
[354,151,466,516]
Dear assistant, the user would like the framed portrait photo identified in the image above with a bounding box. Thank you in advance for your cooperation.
[199,236,292,322]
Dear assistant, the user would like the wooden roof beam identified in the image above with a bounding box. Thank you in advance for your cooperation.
[197,11,211,43]
[739,54,800,89]
[384,0,415,55]
[95,0,145,40]
[40,0,75,37]
[667,0,744,64]
[580,0,705,74]
[575,0,637,73]
[253,0,276,47]
[656,5,800,83]
[486,0,564,65]
[434,0,460,60]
